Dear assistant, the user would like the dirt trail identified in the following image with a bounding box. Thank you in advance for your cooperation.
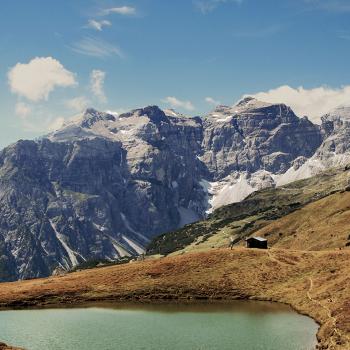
[307,277,350,350]
[268,249,349,350]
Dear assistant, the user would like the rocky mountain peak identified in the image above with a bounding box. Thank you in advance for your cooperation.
[119,106,169,125]
[235,96,257,107]
[234,96,277,111]
[81,108,116,129]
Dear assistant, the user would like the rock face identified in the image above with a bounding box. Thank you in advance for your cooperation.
[0,107,206,280]
[202,97,322,177]
[0,99,348,281]
[276,105,350,185]
[199,97,323,209]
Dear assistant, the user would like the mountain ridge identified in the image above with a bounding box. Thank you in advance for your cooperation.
[1,98,350,281]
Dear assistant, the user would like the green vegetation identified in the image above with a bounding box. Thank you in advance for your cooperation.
[70,257,133,273]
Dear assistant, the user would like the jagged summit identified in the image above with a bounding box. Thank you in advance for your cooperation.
[48,105,201,145]
[235,96,256,106]
[81,108,116,128]
[121,105,169,124]
[206,97,296,123]
[233,96,271,110]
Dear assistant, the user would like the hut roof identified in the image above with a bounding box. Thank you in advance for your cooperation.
[246,236,267,242]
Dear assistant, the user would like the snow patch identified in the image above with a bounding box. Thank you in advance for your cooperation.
[120,213,149,242]
[49,219,84,268]
[122,235,145,255]
[200,171,275,213]
[106,234,132,258]
[209,175,255,212]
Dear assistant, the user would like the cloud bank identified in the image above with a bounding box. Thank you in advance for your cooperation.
[248,85,350,123]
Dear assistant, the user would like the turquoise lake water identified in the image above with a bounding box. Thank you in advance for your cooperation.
[0,302,318,350]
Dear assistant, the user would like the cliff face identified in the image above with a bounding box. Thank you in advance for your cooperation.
[0,99,347,281]
[276,105,350,185]
[202,97,322,178]
[0,107,207,280]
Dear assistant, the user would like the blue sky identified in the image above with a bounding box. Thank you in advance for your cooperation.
[1,0,350,148]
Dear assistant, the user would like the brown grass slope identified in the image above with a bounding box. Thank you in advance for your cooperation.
[148,166,350,256]
[0,344,22,350]
[0,249,349,349]
[253,190,350,250]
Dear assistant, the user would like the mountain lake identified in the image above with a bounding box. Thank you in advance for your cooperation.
[0,301,318,350]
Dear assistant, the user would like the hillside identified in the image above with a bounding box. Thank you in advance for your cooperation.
[253,190,350,250]
[148,166,350,255]
[0,248,349,349]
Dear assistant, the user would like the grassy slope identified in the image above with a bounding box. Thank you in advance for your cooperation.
[255,190,350,250]
[0,249,349,349]
[148,167,350,255]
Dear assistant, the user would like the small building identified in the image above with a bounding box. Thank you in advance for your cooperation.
[245,237,268,249]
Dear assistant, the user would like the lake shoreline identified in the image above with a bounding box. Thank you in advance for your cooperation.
[0,248,348,349]
[0,300,318,350]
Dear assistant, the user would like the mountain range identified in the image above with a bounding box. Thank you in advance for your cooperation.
[1,97,350,281]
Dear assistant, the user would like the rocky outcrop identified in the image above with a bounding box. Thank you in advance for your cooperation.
[199,97,323,209]
[202,97,322,177]
[276,105,350,185]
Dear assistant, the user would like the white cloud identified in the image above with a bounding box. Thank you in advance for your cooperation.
[205,96,221,105]
[194,0,242,13]
[105,109,126,117]
[65,96,90,112]
[72,37,123,58]
[15,102,32,119]
[162,96,195,111]
[100,6,136,16]
[8,57,77,102]
[248,85,350,123]
[90,70,107,103]
[87,19,111,31]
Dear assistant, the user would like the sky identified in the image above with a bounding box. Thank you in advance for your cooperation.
[1,0,350,149]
